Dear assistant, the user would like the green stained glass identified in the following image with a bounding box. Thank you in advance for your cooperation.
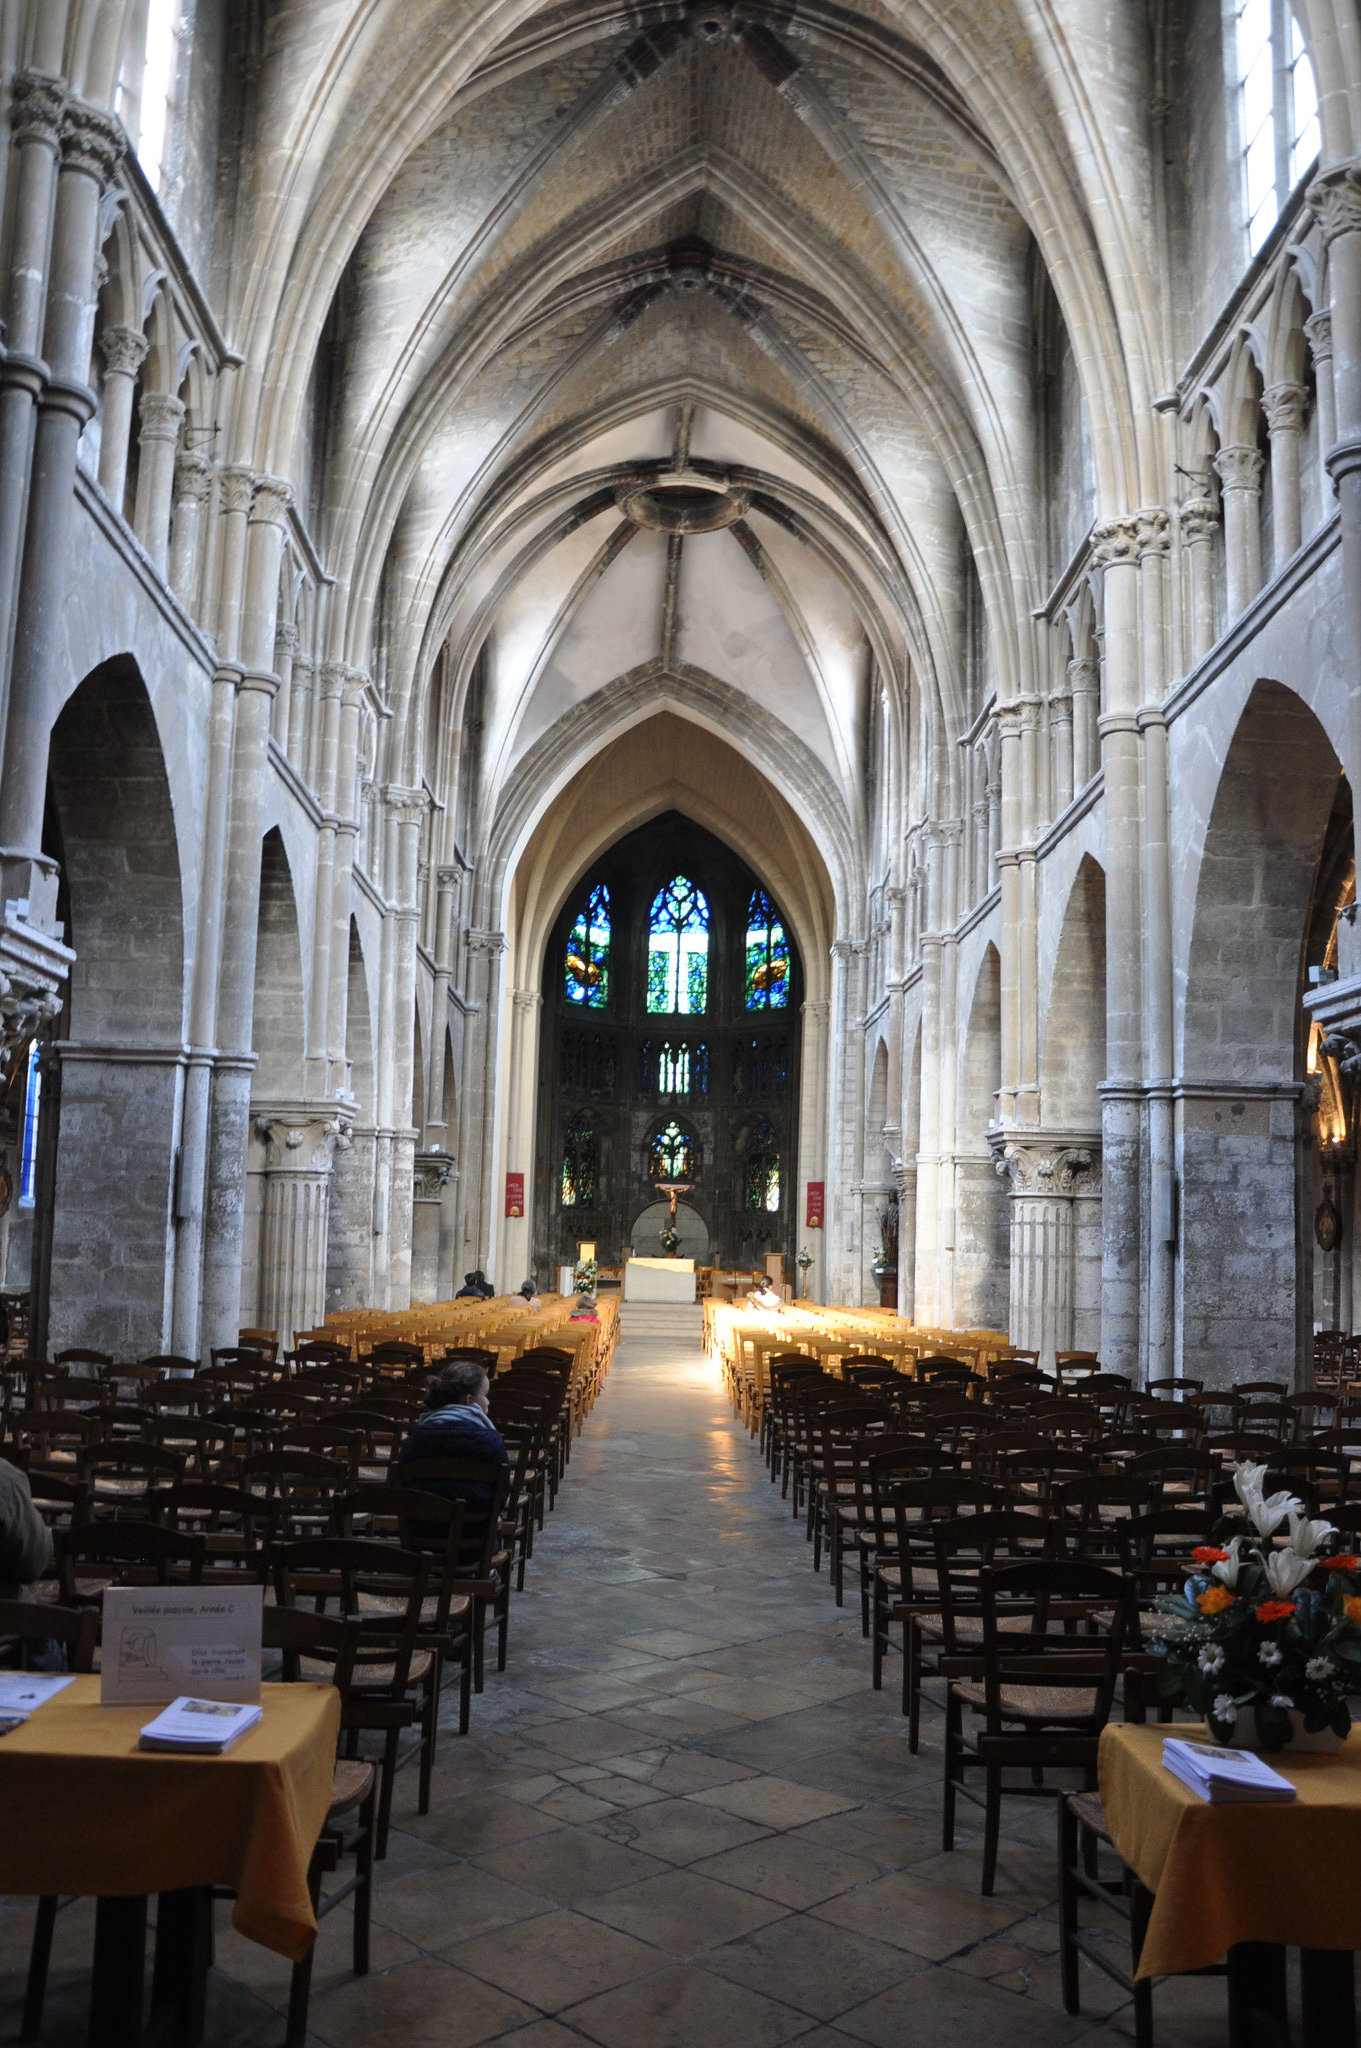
[745,889,789,1010]
[566,885,610,1008]
[561,1114,597,1207]
[745,1118,781,1212]
[646,875,709,1014]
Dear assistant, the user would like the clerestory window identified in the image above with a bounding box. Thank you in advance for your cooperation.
[1234,0,1319,253]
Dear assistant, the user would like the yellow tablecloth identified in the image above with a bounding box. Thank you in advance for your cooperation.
[1099,1721,1361,1977]
[0,1677,340,1960]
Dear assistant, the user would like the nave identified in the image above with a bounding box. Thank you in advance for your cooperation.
[1,1308,1226,2048]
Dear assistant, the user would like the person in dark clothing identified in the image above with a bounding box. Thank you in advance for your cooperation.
[474,1270,495,1298]
[455,1272,484,1300]
[396,1359,509,1508]
[0,1459,53,1602]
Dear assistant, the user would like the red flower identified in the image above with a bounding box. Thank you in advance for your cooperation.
[1321,1555,1361,1573]
[1255,1601,1298,1624]
[1192,1546,1230,1565]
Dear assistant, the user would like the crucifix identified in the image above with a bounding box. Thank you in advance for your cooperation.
[654,1180,692,1223]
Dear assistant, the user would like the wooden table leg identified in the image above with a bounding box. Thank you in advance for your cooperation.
[1300,1949,1357,2048]
[1227,1942,1291,2048]
[147,1888,212,2048]
[88,1895,146,2048]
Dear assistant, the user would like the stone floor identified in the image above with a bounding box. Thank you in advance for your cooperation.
[2,1307,1235,2046]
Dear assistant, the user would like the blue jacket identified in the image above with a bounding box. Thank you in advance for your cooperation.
[396,1403,509,1508]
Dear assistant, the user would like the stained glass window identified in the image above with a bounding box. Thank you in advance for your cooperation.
[745,889,790,1010]
[18,1041,40,1208]
[565,885,610,1008]
[561,1114,597,1207]
[733,1036,788,1096]
[641,1041,710,1093]
[646,876,709,1014]
[745,1119,781,1212]
[648,1120,696,1181]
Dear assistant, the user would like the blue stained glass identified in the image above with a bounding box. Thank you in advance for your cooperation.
[566,884,610,1008]
[18,1042,40,1206]
[646,876,709,1015]
[745,889,790,1010]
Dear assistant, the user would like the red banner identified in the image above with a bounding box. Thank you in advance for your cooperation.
[505,1172,525,1218]
[806,1181,824,1229]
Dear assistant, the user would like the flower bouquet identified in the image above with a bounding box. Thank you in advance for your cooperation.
[658,1224,680,1256]
[1150,1459,1361,1751]
[572,1258,597,1294]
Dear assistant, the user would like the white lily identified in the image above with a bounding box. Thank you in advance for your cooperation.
[1213,1536,1248,1588]
[1286,1510,1335,1560]
[1231,1461,1301,1538]
[1262,1547,1315,1598]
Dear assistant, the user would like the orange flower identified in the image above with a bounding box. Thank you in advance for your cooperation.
[1192,1546,1230,1565]
[1345,1595,1361,1625]
[1254,1601,1297,1624]
[1197,1585,1236,1615]
[1321,1555,1361,1573]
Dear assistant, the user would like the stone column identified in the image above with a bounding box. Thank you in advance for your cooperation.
[271,620,297,750]
[1094,515,1144,1377]
[169,447,211,607]
[95,325,147,510]
[411,1152,455,1304]
[0,99,123,857]
[286,653,314,772]
[385,789,425,1306]
[892,1154,916,1323]
[456,929,506,1283]
[132,390,184,572]
[1179,497,1220,664]
[991,1135,1101,1364]
[0,72,67,711]
[1213,443,1264,618]
[1049,678,1074,816]
[324,673,365,1099]
[254,1106,353,1345]
[1263,381,1306,566]
[427,865,460,1142]
[1305,309,1335,511]
[1067,654,1099,789]
[1308,167,1361,776]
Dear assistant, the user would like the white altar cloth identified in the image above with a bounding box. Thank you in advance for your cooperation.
[624,1257,696,1303]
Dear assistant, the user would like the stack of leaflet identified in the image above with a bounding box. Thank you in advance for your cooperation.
[0,1673,75,1720]
[1162,1737,1297,1803]
[138,1697,263,1755]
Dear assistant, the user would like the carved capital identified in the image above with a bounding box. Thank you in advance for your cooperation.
[1305,308,1333,367]
[249,474,293,526]
[318,659,348,702]
[1263,382,1307,437]
[254,1103,354,1173]
[1213,443,1264,494]
[59,101,123,187]
[413,1151,456,1201]
[173,448,212,503]
[11,71,66,151]
[991,1134,1101,1194]
[138,391,184,443]
[1092,516,1140,568]
[99,324,148,379]
[218,464,256,516]
[1307,164,1361,246]
[1135,506,1170,559]
[342,669,371,711]
[1066,653,1098,692]
[465,927,507,959]
[1179,495,1220,546]
[512,988,543,1014]
[274,620,299,658]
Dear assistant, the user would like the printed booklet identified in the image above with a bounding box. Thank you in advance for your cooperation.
[138,1697,264,1755]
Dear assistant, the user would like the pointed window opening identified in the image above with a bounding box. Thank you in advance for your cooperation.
[565,884,611,1008]
[745,889,790,1010]
[561,1114,598,1208]
[744,1119,781,1213]
[646,876,709,1014]
[648,1120,696,1182]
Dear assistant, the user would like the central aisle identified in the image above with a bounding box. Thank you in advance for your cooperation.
[201,1305,1186,2046]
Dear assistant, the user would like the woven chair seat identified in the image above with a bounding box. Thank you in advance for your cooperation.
[300,1649,434,1690]
[327,1758,375,1818]
[1067,1789,1110,1842]
[952,1678,1098,1720]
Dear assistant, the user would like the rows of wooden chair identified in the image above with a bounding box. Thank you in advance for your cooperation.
[1,1324,613,2045]
[721,1343,1360,2047]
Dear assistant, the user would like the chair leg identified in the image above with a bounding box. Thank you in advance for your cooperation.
[1130,1878,1155,2048]
[418,1663,438,1815]
[376,1727,401,1858]
[1057,1798,1080,2015]
[981,1765,1002,1897]
[20,1896,58,2042]
[353,1793,375,1977]
[942,1693,959,1850]
[286,1867,322,2048]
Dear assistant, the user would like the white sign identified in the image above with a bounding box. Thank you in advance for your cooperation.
[100,1586,263,1705]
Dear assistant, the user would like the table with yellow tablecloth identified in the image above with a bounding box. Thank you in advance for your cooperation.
[0,1676,340,1960]
[1099,1720,1361,1980]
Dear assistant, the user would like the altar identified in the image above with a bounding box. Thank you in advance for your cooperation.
[624,1257,696,1303]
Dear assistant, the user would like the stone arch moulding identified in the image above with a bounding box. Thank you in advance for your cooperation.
[477,708,844,1293]
[1179,677,1347,1388]
[42,656,187,1360]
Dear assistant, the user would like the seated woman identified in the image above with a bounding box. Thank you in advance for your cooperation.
[516,1279,541,1312]
[747,1275,783,1312]
[569,1293,599,1324]
[396,1359,509,1506]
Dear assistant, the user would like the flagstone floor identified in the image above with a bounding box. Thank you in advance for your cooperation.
[2,1307,1237,2046]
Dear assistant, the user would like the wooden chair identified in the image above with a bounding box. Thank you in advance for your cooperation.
[261,1608,376,2048]
[59,1520,206,1603]
[943,1558,1134,1894]
[396,1458,512,1691]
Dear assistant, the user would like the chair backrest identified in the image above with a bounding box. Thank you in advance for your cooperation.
[270,1536,430,1697]
[975,1558,1134,1729]
[396,1457,510,1579]
[0,1596,97,1669]
[61,1519,206,1591]
[54,1348,113,1369]
[262,1603,361,1702]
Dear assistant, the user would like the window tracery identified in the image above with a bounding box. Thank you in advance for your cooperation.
[646,876,709,1014]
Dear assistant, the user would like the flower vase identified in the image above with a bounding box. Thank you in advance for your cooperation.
[1208,1708,1348,1755]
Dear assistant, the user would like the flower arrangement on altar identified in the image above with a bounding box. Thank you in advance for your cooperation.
[1151,1459,1361,1750]
[657,1224,680,1256]
[572,1258,597,1294]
